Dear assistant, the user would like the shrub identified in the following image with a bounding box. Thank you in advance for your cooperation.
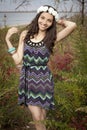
[0,89,32,129]
[46,79,85,130]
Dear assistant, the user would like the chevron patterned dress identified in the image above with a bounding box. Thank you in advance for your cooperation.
[18,39,54,109]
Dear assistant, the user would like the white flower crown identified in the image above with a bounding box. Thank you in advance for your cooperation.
[37,6,59,21]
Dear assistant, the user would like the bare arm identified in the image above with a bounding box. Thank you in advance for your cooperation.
[56,19,77,42]
[5,27,27,65]
[12,30,27,65]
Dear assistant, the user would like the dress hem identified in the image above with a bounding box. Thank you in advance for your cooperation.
[18,102,55,110]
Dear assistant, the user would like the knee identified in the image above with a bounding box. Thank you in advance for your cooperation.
[33,113,43,121]
[28,105,45,121]
[32,111,46,121]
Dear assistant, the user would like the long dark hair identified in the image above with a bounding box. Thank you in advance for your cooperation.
[24,11,57,53]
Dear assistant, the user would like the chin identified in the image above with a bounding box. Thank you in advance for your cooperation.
[39,28,46,32]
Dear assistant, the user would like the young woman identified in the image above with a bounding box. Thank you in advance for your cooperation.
[5,5,77,130]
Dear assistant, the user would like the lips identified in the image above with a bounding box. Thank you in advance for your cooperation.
[39,23,48,30]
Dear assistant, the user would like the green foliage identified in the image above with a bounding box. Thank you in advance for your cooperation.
[71,21,87,108]
[46,119,75,130]
[0,89,31,129]
[0,27,19,97]
[46,79,85,130]
[0,55,19,97]
[55,80,84,115]
[74,26,87,75]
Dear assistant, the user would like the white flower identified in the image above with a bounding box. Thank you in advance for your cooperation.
[52,10,57,16]
[37,6,59,21]
[37,6,43,13]
[55,14,59,21]
[42,6,48,12]
[37,6,48,13]
[48,7,54,14]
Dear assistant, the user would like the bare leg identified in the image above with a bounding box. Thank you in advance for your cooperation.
[28,105,46,130]
[42,108,47,119]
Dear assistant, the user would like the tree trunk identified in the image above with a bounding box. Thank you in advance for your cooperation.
[81,0,84,25]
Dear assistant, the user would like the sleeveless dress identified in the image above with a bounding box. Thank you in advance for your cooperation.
[18,39,54,109]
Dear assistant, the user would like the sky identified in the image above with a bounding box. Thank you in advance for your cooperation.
[0,0,81,12]
[0,0,55,11]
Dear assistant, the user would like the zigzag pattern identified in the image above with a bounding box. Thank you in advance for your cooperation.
[19,82,53,94]
[24,54,48,63]
[19,91,53,99]
[19,78,53,94]
[18,41,54,109]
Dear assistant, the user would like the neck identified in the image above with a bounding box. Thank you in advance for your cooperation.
[35,30,46,40]
[38,30,46,37]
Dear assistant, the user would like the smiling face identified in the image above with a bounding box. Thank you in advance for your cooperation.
[38,12,54,32]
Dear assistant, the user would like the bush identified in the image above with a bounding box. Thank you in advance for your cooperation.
[0,89,32,129]
[46,79,85,130]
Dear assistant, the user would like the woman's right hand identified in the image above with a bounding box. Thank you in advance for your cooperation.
[5,27,19,41]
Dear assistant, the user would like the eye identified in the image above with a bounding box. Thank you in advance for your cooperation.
[40,16,45,20]
[47,19,53,23]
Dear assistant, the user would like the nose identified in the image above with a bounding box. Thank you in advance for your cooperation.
[43,19,47,25]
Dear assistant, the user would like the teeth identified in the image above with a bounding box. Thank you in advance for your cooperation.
[41,25,45,28]
[41,24,47,27]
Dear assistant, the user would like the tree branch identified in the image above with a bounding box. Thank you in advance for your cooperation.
[15,0,30,10]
